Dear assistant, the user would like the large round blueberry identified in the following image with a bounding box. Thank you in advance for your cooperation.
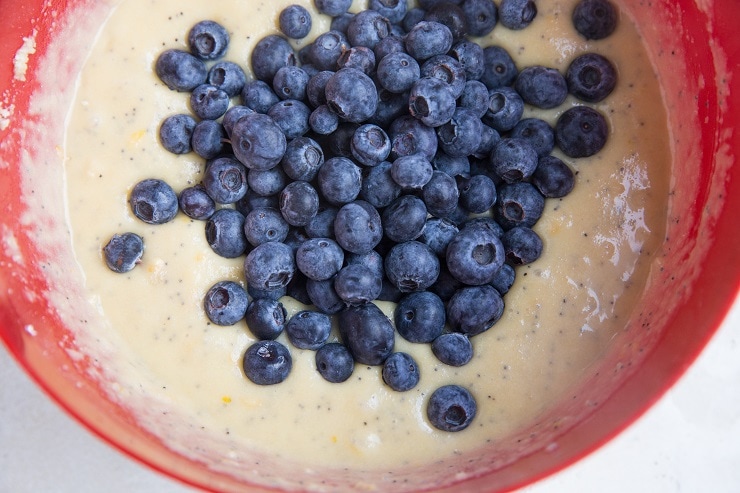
[572,0,618,40]
[250,34,297,82]
[179,185,215,221]
[457,174,497,214]
[207,61,247,97]
[555,105,609,158]
[204,281,249,326]
[279,4,313,39]
[532,155,575,198]
[391,154,434,190]
[203,156,248,204]
[191,119,226,160]
[369,0,408,23]
[418,217,459,257]
[432,332,473,366]
[351,124,391,167]
[510,118,555,157]
[394,291,446,343]
[243,207,289,247]
[190,84,230,120]
[306,277,345,315]
[205,208,248,258]
[244,241,295,291]
[480,46,518,89]
[231,113,287,171]
[272,66,310,101]
[382,194,428,243]
[376,52,421,94]
[338,303,395,365]
[188,20,229,60]
[308,30,350,71]
[295,237,344,281]
[360,160,402,209]
[309,105,340,135]
[566,52,618,103]
[241,80,280,114]
[242,340,292,385]
[281,136,324,182]
[483,86,524,132]
[347,9,392,50]
[285,310,332,350]
[279,181,320,227]
[267,99,311,140]
[223,106,255,137]
[491,137,539,183]
[447,284,504,336]
[460,0,498,36]
[436,107,484,158]
[334,201,384,254]
[458,80,489,119]
[159,114,196,154]
[409,77,457,128]
[389,115,439,161]
[155,49,207,92]
[499,0,537,30]
[334,264,383,305]
[385,241,440,292]
[501,226,543,265]
[245,298,287,340]
[305,206,338,239]
[318,157,362,206]
[315,0,352,16]
[337,46,376,75]
[129,178,178,225]
[325,68,379,123]
[405,21,453,61]
[427,384,477,432]
[422,170,459,218]
[494,181,545,230]
[514,65,568,109]
[446,224,505,285]
[382,352,420,392]
[315,342,355,383]
[103,232,144,273]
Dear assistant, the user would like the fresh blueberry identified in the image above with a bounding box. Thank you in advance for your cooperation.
[432,152,470,177]
[423,2,469,42]
[480,45,518,89]
[555,105,609,158]
[389,115,439,161]
[494,181,545,230]
[369,0,408,23]
[402,7,426,32]
[242,340,292,385]
[251,34,297,82]
[490,262,516,295]
[188,20,229,60]
[514,65,568,109]
[315,342,354,382]
[421,55,467,99]
[318,157,362,206]
[460,216,504,238]
[336,46,376,75]
[457,80,489,118]
[103,232,144,273]
[394,291,445,343]
[510,118,555,157]
[309,105,340,135]
[323,122,360,158]
[241,80,280,113]
[248,167,287,197]
[295,237,344,281]
[351,124,391,167]
[305,206,338,239]
[267,99,311,140]
[409,76,457,128]
[391,154,434,190]
[457,174,496,214]
[204,281,248,326]
[129,178,178,225]
[235,189,280,216]
[499,0,537,30]
[338,303,395,365]
[207,61,247,97]
[502,226,543,265]
[382,352,420,392]
[315,0,352,16]
[281,136,325,181]
[285,310,332,350]
[491,137,539,183]
[334,200,384,254]
[373,34,406,61]
[245,298,287,339]
[382,194,427,243]
[460,0,498,36]
[308,30,350,71]
[426,384,477,432]
[418,217,458,257]
[447,284,504,335]
[422,170,459,218]
[243,207,289,247]
[572,0,618,40]
[205,208,248,258]
[376,52,421,94]
[432,332,473,366]
[179,185,216,220]
[306,277,345,315]
[307,71,333,108]
[203,156,248,204]
[334,264,383,305]
[566,52,617,103]
[190,84,230,120]
[437,107,484,158]
[347,9,392,50]
[325,68,379,123]
[345,249,384,280]
[244,241,295,291]
[191,119,226,160]
[279,4,313,39]
[532,154,575,198]
[446,224,505,285]
[155,49,207,92]
[279,181,320,227]
[405,21,453,61]
[385,241,440,292]
[231,113,287,171]
[360,160,402,208]
[483,86,524,132]
[159,114,196,154]
[473,123,501,159]
[272,66,309,101]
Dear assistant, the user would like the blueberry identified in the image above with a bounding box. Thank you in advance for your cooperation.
[235,189,280,216]
[242,340,292,385]
[323,122,360,158]
[447,284,504,335]
[422,170,459,218]
[307,71,334,108]
[129,178,178,225]
[245,298,287,339]
[502,226,543,265]
[572,0,618,40]
[499,0,537,30]
[334,264,383,305]
[305,206,338,239]
[436,107,484,158]
[391,154,434,190]
[402,7,426,32]
[325,68,379,123]
[244,207,290,247]
[460,0,498,36]
[310,105,341,135]
[490,262,516,295]
[338,303,395,365]
[405,21,453,61]
[247,283,287,302]
[155,49,207,92]
[285,310,332,350]
[334,201,384,254]
[385,241,440,292]
[347,9,392,50]
[566,53,617,103]
[423,2,469,42]
[241,80,280,113]
[421,54,467,100]
[369,0,408,23]
[395,291,446,343]
[202,156,248,204]
[279,181,320,227]
[457,80,490,118]
[308,30,350,71]
[287,271,312,306]
[432,332,473,366]
[267,99,311,140]
[337,46,376,75]
[345,249,385,280]
[373,34,406,61]
[279,4,313,39]
[315,343,355,383]
[330,12,355,34]
[103,232,144,273]
[432,152,470,177]
[159,114,196,154]
[205,208,248,258]
[281,136,325,181]
[318,157,362,206]
[446,224,505,285]
[244,241,295,291]
[191,119,226,160]
[483,86,524,132]
[314,0,352,16]
[514,66,568,109]
[426,384,477,432]
[295,237,345,281]
[188,20,229,60]
[510,118,555,157]
[389,115,439,161]
[480,46,518,89]
[376,52,421,94]
[204,281,248,326]
[351,124,391,167]
[532,155,575,198]
[251,34,297,82]
[380,194,426,243]
[382,352,420,392]
[555,106,609,158]
[491,137,539,183]
[179,185,216,220]
[409,77,457,128]
[494,181,545,230]
[418,217,459,257]
[272,66,309,102]
[360,160,402,208]
[460,216,504,238]
[457,174,497,214]
[248,167,287,197]
[473,124,501,159]
[306,277,345,315]
[231,113,287,171]
[191,84,230,120]
[207,61,247,97]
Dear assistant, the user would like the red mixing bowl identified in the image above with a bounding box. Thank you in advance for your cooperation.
[1,0,739,491]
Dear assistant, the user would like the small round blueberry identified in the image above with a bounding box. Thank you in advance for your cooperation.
[382,352,420,392]
[188,20,229,60]
[279,4,313,39]
[243,207,290,247]
[566,52,618,103]
[499,0,537,30]
[205,208,248,258]
[242,340,292,385]
[207,61,247,97]
[514,65,568,109]
[334,264,383,305]
[502,226,543,265]
[427,384,477,432]
[338,303,395,365]
[245,298,287,340]
[179,185,215,220]
[532,155,576,198]
[285,310,332,350]
[159,114,196,154]
[129,178,178,225]
[155,49,207,92]
[202,156,248,204]
[572,0,618,40]
[103,233,144,273]
[315,343,355,383]
[432,332,473,366]
[447,284,504,336]
[555,105,609,158]
[191,119,226,160]
[244,241,296,291]
[204,281,249,326]
[394,291,446,343]
[251,34,297,82]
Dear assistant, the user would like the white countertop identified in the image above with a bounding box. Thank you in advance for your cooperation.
[2,295,739,493]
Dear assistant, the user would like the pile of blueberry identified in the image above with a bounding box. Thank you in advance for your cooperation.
[103,0,618,432]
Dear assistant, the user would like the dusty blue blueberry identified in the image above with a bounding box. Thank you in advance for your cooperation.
[490,262,516,295]
[235,189,279,216]
[436,107,484,158]
[190,84,230,120]
[295,237,345,281]
[422,170,459,218]
[432,332,473,366]
[369,88,409,128]
[499,0,537,30]
[272,66,310,102]
[129,178,178,225]
[159,114,196,154]
[244,241,295,292]
[317,157,362,206]
[251,34,297,82]
[484,86,524,132]
[474,124,501,159]
[205,208,248,258]
[494,181,545,230]
[309,105,340,135]
[432,152,470,177]
[231,113,287,171]
[308,30,350,71]
[426,384,477,431]
[418,217,458,257]
[458,174,497,214]
[491,137,538,183]
[306,277,345,315]
[369,0,407,23]
[515,65,568,109]
[360,160,402,208]
[243,207,289,247]
[405,21,453,61]
[204,281,249,326]
[510,118,555,157]
[103,233,144,273]
[242,340,292,385]
[188,20,229,60]
[279,4,313,39]
[267,99,311,140]
[391,154,434,190]
[207,61,247,97]
[480,46,518,89]
[402,7,426,32]
[572,0,618,40]
[409,76,457,127]
[337,46,376,75]
[566,52,618,103]
[423,3,469,42]
[458,80,490,118]
[281,136,324,181]
[446,224,505,285]
[421,55,467,99]
[394,291,446,343]
[241,80,280,113]
[347,9,392,49]
[373,34,406,61]
[389,115,439,161]
[382,194,427,243]
[532,155,575,198]
[280,181,320,226]
[191,119,226,160]
[385,241,440,292]
[155,49,207,92]
[555,105,609,158]
[325,68,379,123]
[502,226,543,265]
[345,250,384,280]
[351,124,391,167]
[338,303,395,365]
[285,310,332,350]
[447,284,504,336]
[305,206,338,239]
[315,342,355,382]
[334,264,383,305]
[307,71,333,108]
[334,200,383,254]
[376,52,420,94]
[460,0,498,36]
[179,185,215,220]
[245,298,286,339]
[315,0,352,16]
[248,167,287,197]
[382,352,420,392]
[203,156,248,204]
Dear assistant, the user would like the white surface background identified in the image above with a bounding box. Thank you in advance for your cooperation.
[2,294,739,493]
